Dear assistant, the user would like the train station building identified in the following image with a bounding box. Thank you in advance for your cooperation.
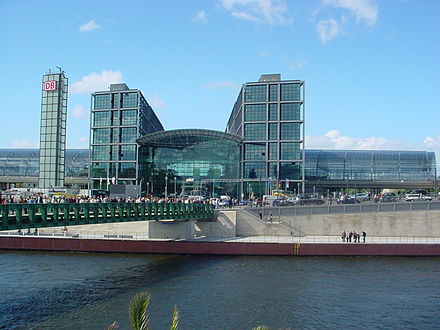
[0,74,437,197]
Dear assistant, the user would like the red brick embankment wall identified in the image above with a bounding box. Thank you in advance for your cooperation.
[1,237,440,256]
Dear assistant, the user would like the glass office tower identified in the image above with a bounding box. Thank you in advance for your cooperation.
[39,70,68,189]
[226,74,305,197]
[90,83,164,190]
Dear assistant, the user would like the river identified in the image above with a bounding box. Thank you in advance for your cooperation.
[1,250,439,329]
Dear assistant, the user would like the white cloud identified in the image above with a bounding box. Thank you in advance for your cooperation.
[149,94,166,110]
[287,60,307,70]
[205,81,241,90]
[219,0,291,25]
[316,18,344,43]
[307,130,413,150]
[194,10,208,23]
[71,104,89,119]
[12,140,38,148]
[323,0,378,26]
[78,137,89,144]
[79,20,101,32]
[70,70,123,95]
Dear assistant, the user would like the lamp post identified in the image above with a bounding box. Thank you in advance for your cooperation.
[165,175,168,199]
[138,178,144,198]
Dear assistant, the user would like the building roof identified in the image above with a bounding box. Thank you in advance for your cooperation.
[137,129,243,148]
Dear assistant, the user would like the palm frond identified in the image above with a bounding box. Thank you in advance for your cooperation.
[107,321,119,329]
[170,305,179,330]
[129,292,150,330]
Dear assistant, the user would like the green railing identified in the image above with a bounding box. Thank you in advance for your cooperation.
[0,202,214,231]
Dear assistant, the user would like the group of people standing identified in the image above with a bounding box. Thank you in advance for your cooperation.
[341,230,366,243]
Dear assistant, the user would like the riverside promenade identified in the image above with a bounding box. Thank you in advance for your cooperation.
[1,227,440,256]
[2,203,440,256]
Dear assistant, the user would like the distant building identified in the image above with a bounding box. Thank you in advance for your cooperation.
[89,83,164,190]
[226,74,305,197]
[39,70,68,189]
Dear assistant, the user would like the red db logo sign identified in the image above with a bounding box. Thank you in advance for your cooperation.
[43,80,57,91]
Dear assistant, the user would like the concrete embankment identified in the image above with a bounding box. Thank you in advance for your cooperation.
[1,236,440,256]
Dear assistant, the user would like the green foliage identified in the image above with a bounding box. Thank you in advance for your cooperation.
[129,292,150,330]
[170,305,179,330]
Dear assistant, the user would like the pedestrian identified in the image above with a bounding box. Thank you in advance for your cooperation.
[259,210,262,221]
[269,212,273,223]
[362,231,366,243]
[341,230,346,242]
[348,231,353,242]
[34,227,38,235]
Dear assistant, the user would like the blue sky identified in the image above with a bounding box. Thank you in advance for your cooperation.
[1,0,439,162]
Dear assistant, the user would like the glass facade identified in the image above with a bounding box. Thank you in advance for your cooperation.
[226,74,305,196]
[305,150,437,182]
[90,83,164,189]
[0,149,89,178]
[137,129,241,198]
[39,71,68,189]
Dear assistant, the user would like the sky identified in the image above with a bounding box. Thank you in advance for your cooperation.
[1,0,439,166]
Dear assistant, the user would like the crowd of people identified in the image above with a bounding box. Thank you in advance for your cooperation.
[341,230,366,243]
[0,193,237,207]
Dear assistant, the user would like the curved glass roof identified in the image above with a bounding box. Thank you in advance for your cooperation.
[137,129,243,148]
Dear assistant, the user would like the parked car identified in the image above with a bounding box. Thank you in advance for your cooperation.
[296,195,325,206]
[354,193,370,202]
[272,199,294,206]
[340,197,361,204]
[405,194,432,201]
[379,193,397,203]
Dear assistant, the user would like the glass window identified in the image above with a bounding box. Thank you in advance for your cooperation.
[91,162,107,178]
[268,142,277,160]
[120,145,136,161]
[93,111,110,127]
[244,143,265,160]
[280,103,301,120]
[280,84,301,101]
[279,162,302,180]
[269,104,278,121]
[268,123,277,141]
[110,145,118,160]
[94,94,110,110]
[112,93,120,109]
[109,163,117,177]
[118,162,136,178]
[92,128,109,144]
[244,123,265,141]
[91,145,109,161]
[244,162,266,179]
[280,123,301,140]
[111,111,119,126]
[244,85,266,102]
[280,142,302,160]
[268,162,278,178]
[120,127,137,143]
[121,110,137,125]
[244,104,266,121]
[122,93,138,108]
[269,84,278,101]
[111,128,119,143]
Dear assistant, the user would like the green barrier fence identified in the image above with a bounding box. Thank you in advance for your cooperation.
[0,202,214,231]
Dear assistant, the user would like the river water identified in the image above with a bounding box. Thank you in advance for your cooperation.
[1,250,440,329]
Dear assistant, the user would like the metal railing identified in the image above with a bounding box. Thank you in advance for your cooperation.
[1,230,439,245]
[247,200,440,217]
[241,208,305,236]
[0,202,214,231]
